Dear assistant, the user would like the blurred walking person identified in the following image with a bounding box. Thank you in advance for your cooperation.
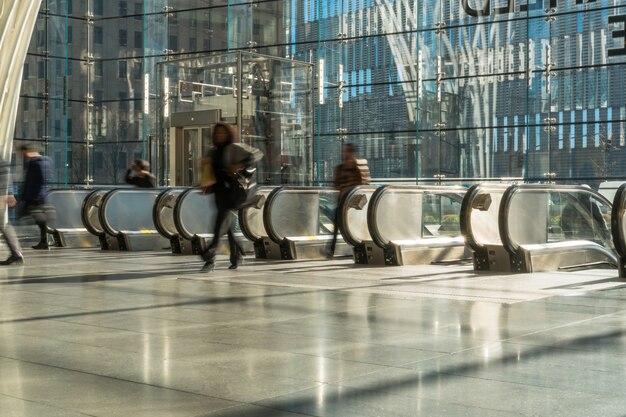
[19,144,52,250]
[0,161,23,265]
[326,143,370,258]
[200,122,263,272]
[125,159,156,188]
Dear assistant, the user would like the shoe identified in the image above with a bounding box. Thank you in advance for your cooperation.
[31,243,49,250]
[229,254,244,270]
[201,261,215,273]
[0,255,24,265]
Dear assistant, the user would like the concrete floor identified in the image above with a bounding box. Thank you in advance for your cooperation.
[0,247,625,416]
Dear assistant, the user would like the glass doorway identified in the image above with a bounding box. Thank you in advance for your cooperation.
[171,125,213,186]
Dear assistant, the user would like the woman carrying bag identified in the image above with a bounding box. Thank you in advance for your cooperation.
[200,122,263,272]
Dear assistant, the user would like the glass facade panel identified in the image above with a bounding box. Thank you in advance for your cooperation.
[12,0,626,188]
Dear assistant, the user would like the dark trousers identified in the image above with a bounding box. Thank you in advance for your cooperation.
[202,193,244,265]
[327,207,341,256]
[24,202,48,245]
[1,222,22,257]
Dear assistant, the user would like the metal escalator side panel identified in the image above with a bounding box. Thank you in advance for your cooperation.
[366,185,390,248]
[99,189,161,237]
[173,188,217,242]
[81,189,110,237]
[524,241,618,273]
[262,187,284,244]
[337,185,378,247]
[498,185,522,256]
[154,188,187,239]
[239,186,274,242]
[610,184,626,262]
[98,189,125,237]
[460,184,484,253]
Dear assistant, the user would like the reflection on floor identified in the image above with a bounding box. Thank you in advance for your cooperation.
[0,247,625,416]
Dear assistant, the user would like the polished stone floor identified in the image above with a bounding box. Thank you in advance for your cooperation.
[0,246,625,416]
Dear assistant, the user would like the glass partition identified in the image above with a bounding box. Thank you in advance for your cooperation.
[101,189,161,233]
[157,52,313,186]
[15,0,626,189]
[48,189,92,230]
[370,186,466,245]
[265,188,338,240]
[505,188,612,248]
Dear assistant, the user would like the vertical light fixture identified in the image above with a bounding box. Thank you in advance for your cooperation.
[318,58,325,104]
[163,77,170,118]
[338,64,344,108]
[144,73,150,114]
[417,51,423,98]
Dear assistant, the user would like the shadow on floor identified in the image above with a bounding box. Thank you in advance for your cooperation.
[211,329,626,416]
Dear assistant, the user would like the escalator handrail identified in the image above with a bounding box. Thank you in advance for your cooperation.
[499,184,614,256]
[610,183,626,259]
[81,189,110,237]
[263,186,337,243]
[98,188,160,237]
[367,185,467,248]
[238,186,274,242]
[337,185,378,247]
[153,188,187,240]
[172,188,205,241]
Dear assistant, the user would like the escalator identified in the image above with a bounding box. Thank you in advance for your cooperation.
[462,184,617,273]
[261,187,351,260]
[364,185,469,266]
[47,189,98,248]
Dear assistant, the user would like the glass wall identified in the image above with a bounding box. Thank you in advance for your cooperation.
[16,0,626,187]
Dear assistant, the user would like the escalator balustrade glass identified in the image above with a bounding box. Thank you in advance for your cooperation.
[366,186,469,266]
[500,185,616,272]
[504,188,613,250]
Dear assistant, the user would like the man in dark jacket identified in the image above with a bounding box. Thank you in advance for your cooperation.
[0,161,24,265]
[125,159,156,188]
[19,144,52,250]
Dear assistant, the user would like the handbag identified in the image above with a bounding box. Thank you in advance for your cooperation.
[224,168,256,209]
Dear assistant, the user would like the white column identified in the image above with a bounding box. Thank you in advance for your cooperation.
[0,0,43,164]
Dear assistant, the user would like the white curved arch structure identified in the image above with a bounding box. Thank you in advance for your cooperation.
[0,0,42,164]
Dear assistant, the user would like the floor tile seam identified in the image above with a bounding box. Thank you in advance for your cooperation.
[206,402,319,417]
[0,324,416,376]
[432,370,622,399]
[251,380,529,417]
[235,317,519,345]
[500,308,626,345]
[0,352,255,407]
[0,323,369,365]
[0,297,265,327]
[337,287,527,303]
[0,391,99,417]
[332,366,615,407]
[0,287,192,308]
[180,276,527,304]
[169,345,414,372]
[163,324,457,359]
[0,326,192,357]
[51,316,228,337]
[230,325,462,354]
